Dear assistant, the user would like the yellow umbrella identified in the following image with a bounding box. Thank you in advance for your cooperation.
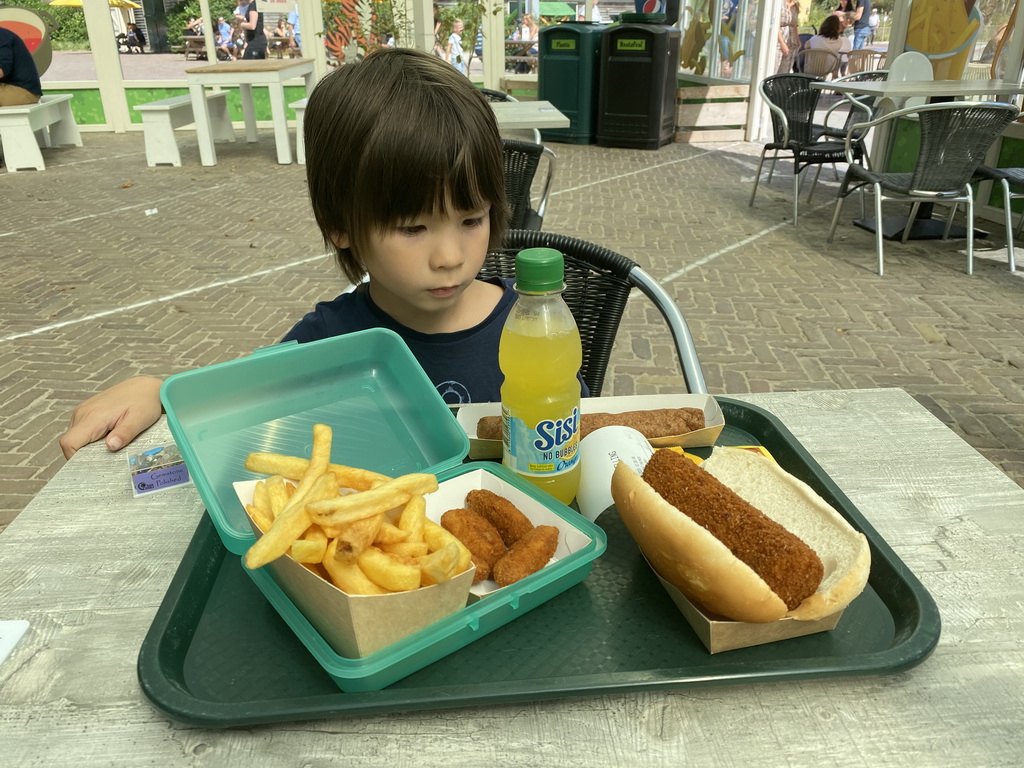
[48,0,143,8]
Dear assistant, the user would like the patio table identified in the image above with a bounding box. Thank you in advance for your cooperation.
[185,58,316,166]
[2,388,1023,765]
[489,99,569,131]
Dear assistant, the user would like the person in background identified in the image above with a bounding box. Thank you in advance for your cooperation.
[433,4,444,58]
[868,7,879,44]
[0,26,41,107]
[216,15,234,60]
[850,0,871,50]
[237,0,267,59]
[287,4,301,54]
[270,15,288,56]
[804,14,849,78]
[125,22,145,53]
[446,17,465,74]
[776,0,800,74]
[57,48,524,457]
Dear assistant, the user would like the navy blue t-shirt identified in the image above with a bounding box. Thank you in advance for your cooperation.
[282,277,589,405]
[0,28,42,96]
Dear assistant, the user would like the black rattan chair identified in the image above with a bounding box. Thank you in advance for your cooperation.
[970,165,1024,272]
[827,101,1020,275]
[750,73,866,224]
[484,231,707,397]
[502,139,556,231]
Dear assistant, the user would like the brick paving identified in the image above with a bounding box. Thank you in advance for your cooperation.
[2,129,1022,533]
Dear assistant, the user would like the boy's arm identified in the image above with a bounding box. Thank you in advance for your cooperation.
[59,376,164,459]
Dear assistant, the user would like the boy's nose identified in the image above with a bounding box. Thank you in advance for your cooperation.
[428,236,465,271]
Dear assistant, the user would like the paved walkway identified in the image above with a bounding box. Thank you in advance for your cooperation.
[3,129,1022,532]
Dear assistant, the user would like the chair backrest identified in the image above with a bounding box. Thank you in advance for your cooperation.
[906,102,1020,194]
[886,51,933,109]
[847,49,883,74]
[822,69,888,138]
[795,49,840,79]
[481,88,518,104]
[481,231,707,396]
[759,73,822,145]
[501,139,556,230]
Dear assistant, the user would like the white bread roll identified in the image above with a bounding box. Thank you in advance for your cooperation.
[611,446,870,623]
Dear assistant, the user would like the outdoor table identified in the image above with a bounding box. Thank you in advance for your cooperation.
[3,388,1023,765]
[489,99,569,131]
[185,58,316,166]
[813,78,1024,240]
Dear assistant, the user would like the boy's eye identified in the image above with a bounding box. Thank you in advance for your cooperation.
[463,216,485,228]
[400,224,425,235]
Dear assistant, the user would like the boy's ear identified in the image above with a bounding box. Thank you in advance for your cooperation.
[330,231,351,250]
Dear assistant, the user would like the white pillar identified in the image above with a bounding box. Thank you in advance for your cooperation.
[82,0,130,132]
[412,0,434,53]
[482,0,503,90]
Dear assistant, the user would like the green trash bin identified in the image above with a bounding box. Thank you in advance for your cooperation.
[538,21,607,145]
[596,14,681,150]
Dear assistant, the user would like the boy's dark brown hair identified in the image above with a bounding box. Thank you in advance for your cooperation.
[304,48,509,285]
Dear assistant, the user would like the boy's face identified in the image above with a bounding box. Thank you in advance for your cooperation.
[454,21,464,32]
[335,203,491,333]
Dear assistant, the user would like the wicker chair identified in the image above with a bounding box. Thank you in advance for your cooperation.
[480,88,542,144]
[970,165,1024,272]
[483,231,707,396]
[794,49,840,80]
[827,101,1020,275]
[502,139,556,231]
[750,73,865,224]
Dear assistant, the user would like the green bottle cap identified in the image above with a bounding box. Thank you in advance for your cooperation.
[514,248,565,293]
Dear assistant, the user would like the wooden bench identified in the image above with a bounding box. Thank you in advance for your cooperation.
[0,93,82,172]
[134,91,235,167]
[290,97,307,165]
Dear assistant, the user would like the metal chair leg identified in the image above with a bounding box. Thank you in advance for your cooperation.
[807,164,823,202]
[904,202,921,244]
[827,192,844,243]
[793,167,801,224]
[874,185,885,276]
[749,149,768,207]
[1002,179,1016,272]
[767,150,780,183]
[966,186,975,275]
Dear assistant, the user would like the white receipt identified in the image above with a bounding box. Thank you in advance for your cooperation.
[0,620,29,668]
[577,426,654,522]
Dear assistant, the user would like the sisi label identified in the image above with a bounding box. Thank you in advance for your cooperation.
[503,405,580,477]
[552,39,576,50]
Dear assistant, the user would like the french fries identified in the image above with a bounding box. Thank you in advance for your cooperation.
[241,424,472,595]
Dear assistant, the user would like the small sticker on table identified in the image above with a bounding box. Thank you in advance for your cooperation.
[0,620,29,668]
[128,443,192,497]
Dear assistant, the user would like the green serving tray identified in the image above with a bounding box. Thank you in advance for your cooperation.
[138,398,941,728]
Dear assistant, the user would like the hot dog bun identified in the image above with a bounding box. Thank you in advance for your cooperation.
[611,446,870,623]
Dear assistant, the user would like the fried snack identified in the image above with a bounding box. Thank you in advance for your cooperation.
[492,525,560,587]
[476,407,706,442]
[422,519,474,574]
[307,473,438,528]
[440,508,505,584]
[322,538,389,595]
[244,470,338,569]
[419,542,461,586]
[245,452,390,491]
[358,546,421,592]
[397,495,427,542]
[265,475,293,518]
[465,488,534,547]
[332,513,384,561]
[248,481,274,531]
[374,519,409,545]
[290,525,328,563]
[642,448,823,611]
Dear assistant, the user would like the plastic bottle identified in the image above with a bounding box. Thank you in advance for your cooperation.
[499,248,583,504]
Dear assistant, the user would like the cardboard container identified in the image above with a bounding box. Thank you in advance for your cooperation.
[457,393,725,460]
[653,570,844,653]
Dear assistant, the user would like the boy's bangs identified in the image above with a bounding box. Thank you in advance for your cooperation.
[358,112,500,231]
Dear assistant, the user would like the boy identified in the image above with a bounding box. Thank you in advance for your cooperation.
[59,48,517,458]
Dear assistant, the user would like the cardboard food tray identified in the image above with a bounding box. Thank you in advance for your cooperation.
[139,398,941,728]
[457,394,725,459]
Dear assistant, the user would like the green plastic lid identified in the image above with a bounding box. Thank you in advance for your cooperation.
[515,247,565,293]
[620,12,666,23]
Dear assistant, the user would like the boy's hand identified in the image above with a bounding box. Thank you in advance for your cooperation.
[59,376,164,459]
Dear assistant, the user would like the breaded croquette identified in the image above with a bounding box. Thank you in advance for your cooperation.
[440,508,506,584]
[465,488,534,547]
[492,525,559,587]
